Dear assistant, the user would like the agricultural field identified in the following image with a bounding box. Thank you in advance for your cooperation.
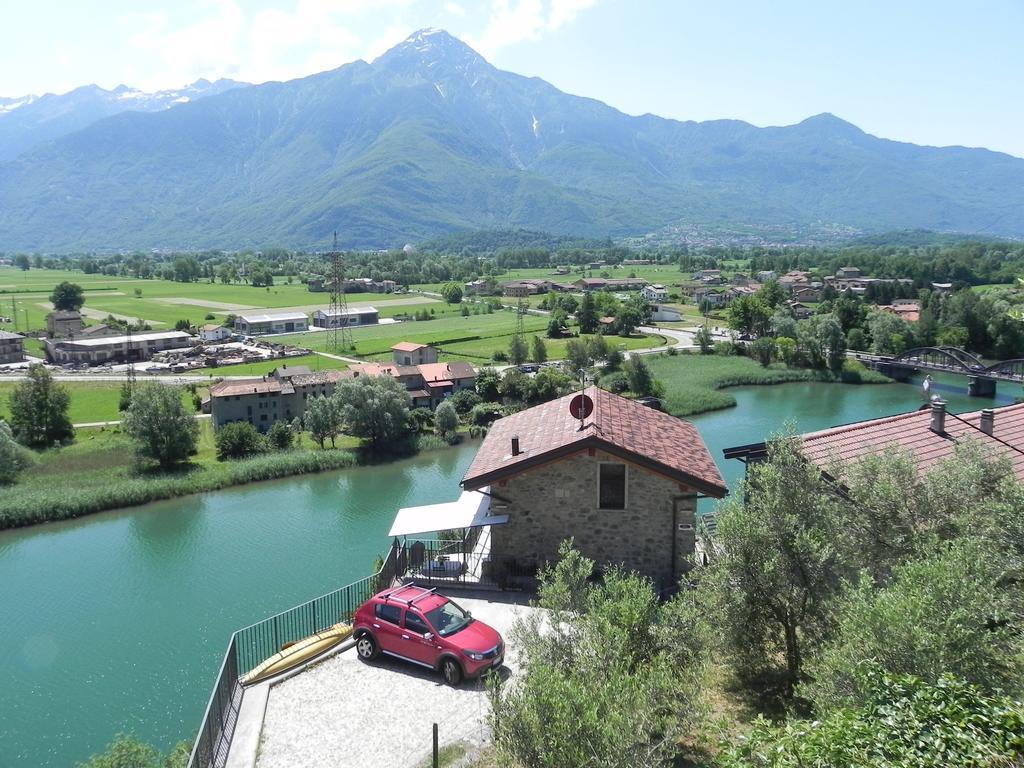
[0,266,437,334]
[0,381,205,424]
[412,263,692,293]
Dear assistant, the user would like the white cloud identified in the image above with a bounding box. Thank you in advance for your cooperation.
[444,1,466,16]
[467,0,597,59]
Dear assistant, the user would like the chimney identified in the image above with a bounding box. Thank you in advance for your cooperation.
[980,408,994,436]
[929,400,947,435]
[511,436,521,456]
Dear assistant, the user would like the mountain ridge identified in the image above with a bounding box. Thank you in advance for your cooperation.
[0,29,1022,252]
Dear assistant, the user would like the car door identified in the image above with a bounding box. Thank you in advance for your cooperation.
[397,608,440,666]
[372,603,404,653]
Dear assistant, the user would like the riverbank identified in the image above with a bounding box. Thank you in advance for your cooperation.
[0,422,461,530]
[647,351,890,417]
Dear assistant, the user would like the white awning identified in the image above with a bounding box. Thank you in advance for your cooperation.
[388,487,509,537]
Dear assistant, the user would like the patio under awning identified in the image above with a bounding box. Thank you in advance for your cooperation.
[388,487,509,537]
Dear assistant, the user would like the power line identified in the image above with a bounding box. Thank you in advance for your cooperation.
[327,231,352,352]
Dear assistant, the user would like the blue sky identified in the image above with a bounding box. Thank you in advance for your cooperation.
[4,0,1023,157]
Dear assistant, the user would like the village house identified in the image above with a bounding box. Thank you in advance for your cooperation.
[642,283,669,302]
[0,331,25,364]
[724,401,1024,490]
[76,323,119,339]
[463,279,491,296]
[501,279,550,297]
[349,359,476,409]
[391,342,439,366]
[791,285,823,303]
[778,270,812,291]
[408,387,729,589]
[45,330,194,365]
[756,270,777,282]
[46,310,84,338]
[199,324,232,342]
[311,307,379,328]
[574,277,647,292]
[209,366,354,432]
[878,299,920,322]
[234,311,309,335]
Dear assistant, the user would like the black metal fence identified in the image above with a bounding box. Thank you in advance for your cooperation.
[396,529,537,590]
[187,543,401,768]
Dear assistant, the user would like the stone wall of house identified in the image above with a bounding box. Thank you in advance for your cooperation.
[488,448,699,589]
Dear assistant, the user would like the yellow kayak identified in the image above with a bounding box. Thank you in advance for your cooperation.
[240,622,353,686]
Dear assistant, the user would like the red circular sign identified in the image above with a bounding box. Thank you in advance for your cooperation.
[569,394,594,420]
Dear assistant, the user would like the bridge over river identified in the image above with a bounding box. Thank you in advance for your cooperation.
[861,346,1024,396]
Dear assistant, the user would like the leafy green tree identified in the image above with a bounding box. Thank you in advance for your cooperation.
[587,333,609,362]
[803,540,1024,712]
[508,333,528,365]
[498,368,532,403]
[475,367,501,401]
[867,310,914,355]
[0,420,31,485]
[304,393,342,448]
[797,313,845,371]
[440,282,463,304]
[334,375,411,449]
[77,733,191,768]
[448,389,481,414]
[702,437,846,688]
[623,356,659,397]
[215,421,267,459]
[8,365,74,447]
[576,291,598,334]
[530,335,547,363]
[756,280,786,309]
[13,254,30,270]
[50,281,85,311]
[122,384,198,467]
[118,382,133,412]
[694,325,714,353]
[530,367,572,403]
[845,327,867,351]
[266,420,294,450]
[249,265,273,287]
[750,336,777,367]
[721,671,1024,768]
[770,307,798,339]
[775,335,797,365]
[546,309,567,338]
[727,295,771,336]
[935,324,969,348]
[434,400,459,441]
[565,338,591,372]
[490,541,709,768]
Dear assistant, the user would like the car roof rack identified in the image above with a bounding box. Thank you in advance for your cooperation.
[383,583,437,606]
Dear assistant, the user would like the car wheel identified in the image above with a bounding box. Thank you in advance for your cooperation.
[355,632,379,661]
[441,658,463,687]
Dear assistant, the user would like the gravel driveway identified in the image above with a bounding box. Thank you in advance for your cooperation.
[255,591,536,768]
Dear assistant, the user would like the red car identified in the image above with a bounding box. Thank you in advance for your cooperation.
[352,584,504,686]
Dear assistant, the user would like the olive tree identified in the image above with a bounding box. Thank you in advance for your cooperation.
[122,383,199,467]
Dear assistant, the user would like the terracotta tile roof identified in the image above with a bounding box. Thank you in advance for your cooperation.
[391,342,428,352]
[418,362,475,382]
[210,379,285,397]
[462,386,727,496]
[798,402,1024,482]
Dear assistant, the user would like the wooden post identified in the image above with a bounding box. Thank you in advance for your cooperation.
[432,722,439,768]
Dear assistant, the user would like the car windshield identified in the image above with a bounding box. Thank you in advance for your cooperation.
[425,599,472,637]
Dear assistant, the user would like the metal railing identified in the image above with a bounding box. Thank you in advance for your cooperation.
[187,543,401,768]
[396,528,537,590]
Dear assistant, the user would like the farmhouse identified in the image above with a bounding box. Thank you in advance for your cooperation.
[209,366,355,432]
[311,307,379,328]
[574,277,647,292]
[434,387,728,588]
[46,310,85,338]
[391,342,438,366]
[45,330,194,365]
[0,331,25,364]
[199,324,232,342]
[502,279,550,297]
[349,360,476,409]
[234,311,309,335]
[642,284,669,302]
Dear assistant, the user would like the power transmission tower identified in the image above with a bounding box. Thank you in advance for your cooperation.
[515,298,526,338]
[125,322,136,390]
[327,232,352,352]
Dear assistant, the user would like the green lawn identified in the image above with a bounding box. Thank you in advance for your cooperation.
[194,353,350,377]
[646,352,889,417]
[0,381,205,424]
[412,263,690,293]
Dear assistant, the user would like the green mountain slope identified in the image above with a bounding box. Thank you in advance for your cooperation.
[0,29,1022,251]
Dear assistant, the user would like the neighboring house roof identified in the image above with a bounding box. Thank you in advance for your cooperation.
[418,362,475,382]
[391,342,428,352]
[50,330,193,347]
[0,330,24,340]
[462,386,728,496]
[315,307,377,317]
[724,402,1024,483]
[49,310,82,320]
[274,365,313,378]
[236,311,307,323]
[202,324,227,332]
[210,379,287,397]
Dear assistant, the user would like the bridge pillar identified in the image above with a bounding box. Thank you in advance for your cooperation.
[878,362,914,382]
[968,376,997,397]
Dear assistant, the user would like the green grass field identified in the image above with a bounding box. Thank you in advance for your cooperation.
[0,381,205,424]
[0,265,441,333]
[646,352,889,416]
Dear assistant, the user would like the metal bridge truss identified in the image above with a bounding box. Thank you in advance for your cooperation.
[891,347,1024,381]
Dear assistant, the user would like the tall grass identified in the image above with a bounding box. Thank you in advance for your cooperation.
[646,352,890,417]
[0,449,358,529]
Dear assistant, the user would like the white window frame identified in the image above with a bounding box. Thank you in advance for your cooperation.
[597,461,628,510]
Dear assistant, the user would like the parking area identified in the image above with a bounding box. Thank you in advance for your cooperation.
[253,591,537,768]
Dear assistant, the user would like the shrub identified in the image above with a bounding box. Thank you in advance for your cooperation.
[407,407,435,432]
[598,370,628,394]
[266,420,294,450]
[434,401,459,441]
[0,420,32,485]
[215,422,267,460]
[448,389,481,415]
[470,402,505,426]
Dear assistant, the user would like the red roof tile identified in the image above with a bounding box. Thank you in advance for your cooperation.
[462,386,727,496]
[799,402,1024,481]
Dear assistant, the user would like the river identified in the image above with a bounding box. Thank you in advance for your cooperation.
[0,373,1017,766]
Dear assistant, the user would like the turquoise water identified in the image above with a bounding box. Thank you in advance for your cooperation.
[0,373,1016,766]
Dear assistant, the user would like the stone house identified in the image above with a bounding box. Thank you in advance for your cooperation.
[349,360,476,409]
[46,310,85,338]
[200,324,232,342]
[460,387,727,589]
[209,366,355,431]
[0,331,25,364]
[391,342,439,366]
